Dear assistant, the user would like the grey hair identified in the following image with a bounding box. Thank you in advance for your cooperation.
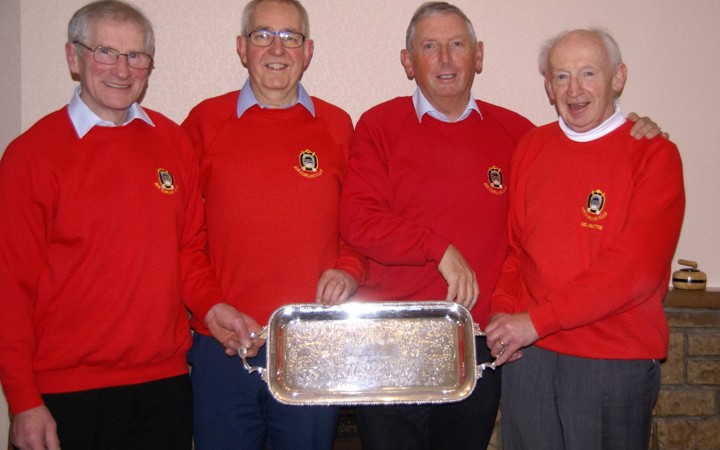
[241,0,310,37]
[68,0,154,55]
[538,28,623,78]
[405,1,476,50]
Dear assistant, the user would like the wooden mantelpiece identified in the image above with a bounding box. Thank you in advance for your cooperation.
[664,287,720,308]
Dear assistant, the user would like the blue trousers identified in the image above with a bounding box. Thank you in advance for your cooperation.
[501,346,660,450]
[188,333,339,450]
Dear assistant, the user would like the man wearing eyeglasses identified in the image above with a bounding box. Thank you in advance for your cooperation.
[0,1,260,449]
[181,1,367,450]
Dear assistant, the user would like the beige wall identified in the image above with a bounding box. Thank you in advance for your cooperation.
[2,0,720,444]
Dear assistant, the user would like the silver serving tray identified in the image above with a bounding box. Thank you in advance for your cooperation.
[241,301,497,405]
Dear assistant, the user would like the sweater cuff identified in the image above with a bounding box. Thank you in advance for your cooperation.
[423,233,451,265]
[528,301,562,339]
[189,292,225,332]
[336,259,367,285]
[489,294,516,317]
[5,383,44,415]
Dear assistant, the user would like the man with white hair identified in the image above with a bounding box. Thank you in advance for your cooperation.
[486,28,684,449]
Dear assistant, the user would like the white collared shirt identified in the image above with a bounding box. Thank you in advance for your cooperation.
[411,88,482,123]
[67,86,154,138]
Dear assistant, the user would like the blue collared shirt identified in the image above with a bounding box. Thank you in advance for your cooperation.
[236,79,315,118]
[411,88,482,123]
[67,86,154,138]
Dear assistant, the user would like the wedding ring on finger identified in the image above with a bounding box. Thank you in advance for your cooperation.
[497,338,508,357]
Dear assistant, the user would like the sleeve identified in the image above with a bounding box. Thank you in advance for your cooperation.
[174,132,225,324]
[530,140,685,338]
[489,138,531,317]
[335,238,368,285]
[339,112,450,267]
[0,141,48,414]
[329,108,369,285]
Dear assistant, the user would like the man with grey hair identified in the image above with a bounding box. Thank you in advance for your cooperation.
[486,28,684,449]
[0,1,258,449]
[182,0,367,449]
[340,3,664,449]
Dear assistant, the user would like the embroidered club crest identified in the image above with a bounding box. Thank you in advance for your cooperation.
[586,189,606,215]
[294,150,323,178]
[483,165,506,195]
[299,150,318,172]
[488,167,503,188]
[154,168,178,194]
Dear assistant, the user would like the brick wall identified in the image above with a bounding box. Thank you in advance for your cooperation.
[650,289,720,450]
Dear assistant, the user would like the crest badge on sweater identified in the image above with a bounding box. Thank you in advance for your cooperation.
[483,166,506,195]
[294,150,323,179]
[581,189,607,230]
[154,168,178,194]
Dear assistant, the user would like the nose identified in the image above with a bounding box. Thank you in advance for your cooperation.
[438,45,451,64]
[111,54,131,77]
[567,76,582,96]
[268,36,286,55]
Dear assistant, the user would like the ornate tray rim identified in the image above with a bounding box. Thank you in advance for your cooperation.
[254,301,483,406]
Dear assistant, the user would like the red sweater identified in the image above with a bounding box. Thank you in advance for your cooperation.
[0,107,225,414]
[182,91,367,328]
[490,121,685,359]
[340,97,534,326]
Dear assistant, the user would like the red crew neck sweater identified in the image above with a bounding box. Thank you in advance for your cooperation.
[0,108,224,413]
[490,121,685,359]
[182,91,367,328]
[340,97,534,326]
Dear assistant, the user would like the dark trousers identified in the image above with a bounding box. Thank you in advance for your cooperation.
[355,337,501,450]
[501,346,660,450]
[188,332,339,450]
[41,375,192,450]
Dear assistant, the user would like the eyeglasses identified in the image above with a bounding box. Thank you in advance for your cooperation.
[74,41,154,70]
[247,30,306,48]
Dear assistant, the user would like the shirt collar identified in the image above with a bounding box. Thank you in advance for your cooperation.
[67,86,154,138]
[236,78,315,118]
[558,100,627,142]
[411,87,481,123]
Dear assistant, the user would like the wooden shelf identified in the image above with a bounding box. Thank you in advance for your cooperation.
[664,287,720,309]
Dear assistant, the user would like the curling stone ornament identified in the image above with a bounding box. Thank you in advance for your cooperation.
[672,259,707,290]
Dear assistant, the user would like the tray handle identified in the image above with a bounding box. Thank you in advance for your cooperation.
[239,327,269,381]
[472,323,505,379]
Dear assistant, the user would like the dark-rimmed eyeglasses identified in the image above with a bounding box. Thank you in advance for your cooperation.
[247,30,306,48]
[74,41,153,70]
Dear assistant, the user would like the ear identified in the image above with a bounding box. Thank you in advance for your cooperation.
[612,63,628,97]
[400,49,414,80]
[237,35,249,68]
[475,41,484,74]
[65,42,80,75]
[544,77,555,106]
[302,38,314,71]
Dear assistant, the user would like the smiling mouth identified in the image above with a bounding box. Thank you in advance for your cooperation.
[437,74,456,80]
[267,63,288,70]
[569,102,589,110]
[105,82,131,89]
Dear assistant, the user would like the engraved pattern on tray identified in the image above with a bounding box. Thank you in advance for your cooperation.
[277,316,464,394]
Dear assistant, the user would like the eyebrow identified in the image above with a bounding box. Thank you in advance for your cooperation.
[253,25,302,33]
